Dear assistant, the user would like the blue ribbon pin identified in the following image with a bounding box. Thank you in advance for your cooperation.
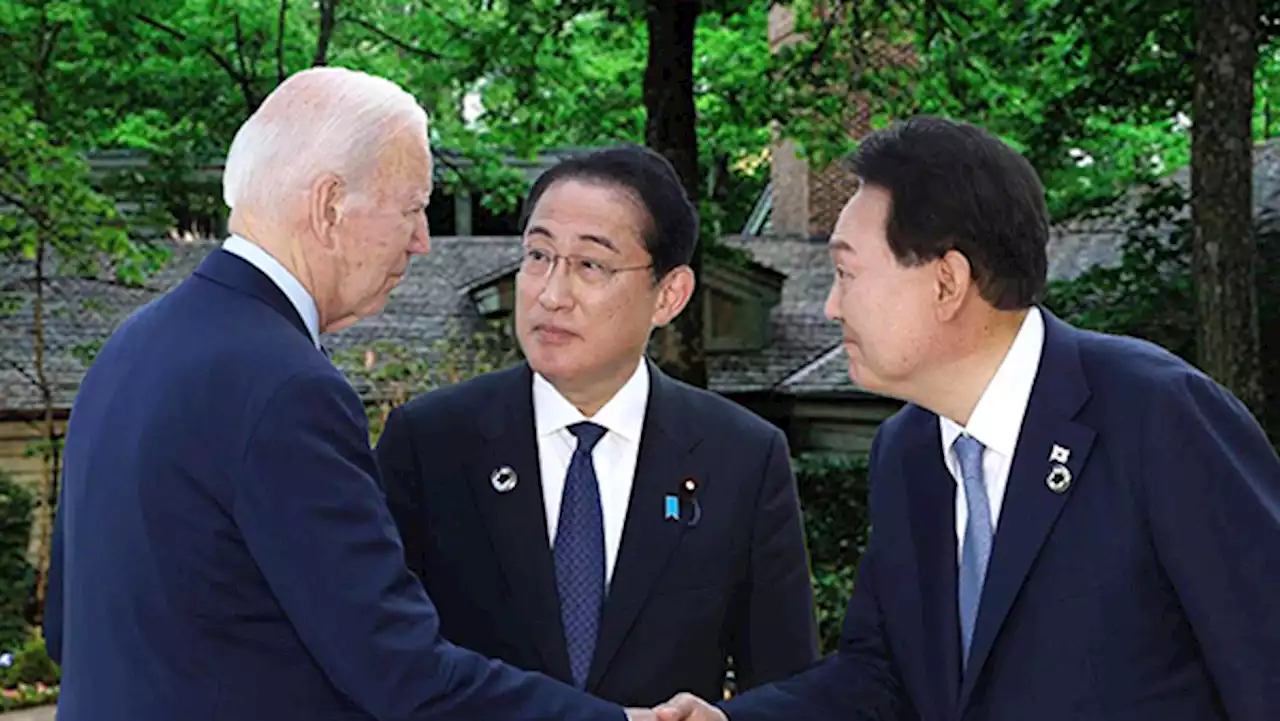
[664,494,680,521]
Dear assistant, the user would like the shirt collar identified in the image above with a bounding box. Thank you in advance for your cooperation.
[939,306,1046,458]
[533,357,650,443]
[221,234,321,348]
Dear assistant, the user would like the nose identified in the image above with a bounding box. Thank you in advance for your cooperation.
[537,260,573,311]
[823,278,841,321]
[410,212,430,255]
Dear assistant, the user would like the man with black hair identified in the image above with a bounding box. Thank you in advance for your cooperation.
[376,144,820,709]
[658,115,1280,721]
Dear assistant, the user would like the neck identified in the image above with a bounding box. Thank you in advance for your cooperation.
[229,210,334,329]
[911,308,1029,426]
[552,358,641,417]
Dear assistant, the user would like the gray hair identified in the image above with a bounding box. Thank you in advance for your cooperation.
[222,67,428,210]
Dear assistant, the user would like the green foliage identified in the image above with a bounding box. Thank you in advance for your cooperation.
[333,323,522,443]
[1045,183,1196,360]
[769,0,1280,221]
[793,451,870,654]
[0,472,35,657]
[2,629,59,687]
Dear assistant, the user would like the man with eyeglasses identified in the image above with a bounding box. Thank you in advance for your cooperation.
[374,145,820,709]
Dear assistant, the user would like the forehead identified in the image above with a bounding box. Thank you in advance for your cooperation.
[374,132,432,198]
[830,185,892,260]
[526,180,649,253]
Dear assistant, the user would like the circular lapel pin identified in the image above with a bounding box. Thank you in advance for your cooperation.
[682,477,698,495]
[490,466,518,493]
[1045,464,1072,493]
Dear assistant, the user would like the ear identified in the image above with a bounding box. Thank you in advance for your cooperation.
[934,249,972,320]
[651,265,696,327]
[309,173,345,249]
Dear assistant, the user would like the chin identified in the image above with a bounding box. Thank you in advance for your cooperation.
[523,343,586,382]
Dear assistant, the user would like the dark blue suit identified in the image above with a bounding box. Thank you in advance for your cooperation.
[44,248,626,721]
[720,310,1280,720]
[374,362,819,708]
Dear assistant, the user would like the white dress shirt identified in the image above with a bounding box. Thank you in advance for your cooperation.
[939,307,1046,557]
[222,235,321,348]
[534,357,649,586]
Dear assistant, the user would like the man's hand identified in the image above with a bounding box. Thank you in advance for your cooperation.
[653,693,727,721]
[625,708,657,720]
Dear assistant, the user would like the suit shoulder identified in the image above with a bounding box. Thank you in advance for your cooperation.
[1072,326,1217,397]
[660,372,784,442]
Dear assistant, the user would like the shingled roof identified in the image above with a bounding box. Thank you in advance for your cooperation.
[1,234,863,413]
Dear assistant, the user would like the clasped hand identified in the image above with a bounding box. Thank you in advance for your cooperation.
[625,692,726,721]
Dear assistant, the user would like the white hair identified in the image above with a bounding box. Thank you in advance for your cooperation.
[222,66,428,210]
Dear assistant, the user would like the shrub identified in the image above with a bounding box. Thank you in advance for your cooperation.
[0,471,35,656]
[793,451,871,654]
[2,629,58,687]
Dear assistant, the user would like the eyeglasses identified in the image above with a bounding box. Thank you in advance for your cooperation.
[518,247,653,286]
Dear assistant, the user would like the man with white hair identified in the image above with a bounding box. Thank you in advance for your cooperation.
[44,66,651,721]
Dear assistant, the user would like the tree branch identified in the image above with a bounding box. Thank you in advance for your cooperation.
[230,12,260,111]
[346,17,448,61]
[314,0,338,66]
[276,0,289,82]
[0,188,52,232]
[0,356,43,392]
[135,13,260,114]
[36,21,67,75]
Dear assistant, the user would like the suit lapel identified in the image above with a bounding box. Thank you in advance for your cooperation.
[468,364,572,681]
[900,410,963,718]
[586,364,703,689]
[958,311,1098,711]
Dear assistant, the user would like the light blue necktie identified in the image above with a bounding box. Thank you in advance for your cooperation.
[955,433,992,670]
[554,421,607,688]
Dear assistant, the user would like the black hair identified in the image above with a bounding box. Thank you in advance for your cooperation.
[848,115,1049,309]
[518,144,698,280]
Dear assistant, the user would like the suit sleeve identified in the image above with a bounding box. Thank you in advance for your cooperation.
[731,429,820,689]
[719,432,910,721]
[43,494,64,664]
[233,370,624,721]
[374,406,427,579]
[1145,372,1280,720]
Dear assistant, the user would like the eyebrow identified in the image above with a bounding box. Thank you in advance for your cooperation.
[526,225,620,254]
[828,238,855,253]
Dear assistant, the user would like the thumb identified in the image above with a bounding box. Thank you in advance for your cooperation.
[655,692,700,721]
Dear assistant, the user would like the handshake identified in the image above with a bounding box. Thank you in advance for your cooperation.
[626,693,726,721]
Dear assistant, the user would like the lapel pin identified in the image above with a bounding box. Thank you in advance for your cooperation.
[1046,464,1072,493]
[664,495,680,521]
[682,477,698,495]
[1049,444,1071,465]
[490,466,517,493]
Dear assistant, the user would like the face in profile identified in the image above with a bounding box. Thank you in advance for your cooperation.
[329,127,433,325]
[824,183,944,397]
[514,178,690,396]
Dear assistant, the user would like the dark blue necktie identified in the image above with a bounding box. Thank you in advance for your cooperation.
[554,421,607,688]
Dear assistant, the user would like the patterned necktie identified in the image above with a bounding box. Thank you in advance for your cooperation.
[554,421,607,688]
[955,433,992,671]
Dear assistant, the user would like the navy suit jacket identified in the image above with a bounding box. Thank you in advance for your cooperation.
[44,248,626,721]
[373,362,819,708]
[720,310,1280,721]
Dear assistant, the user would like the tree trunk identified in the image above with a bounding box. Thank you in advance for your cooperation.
[31,234,57,627]
[644,0,706,388]
[30,2,56,628]
[1192,0,1264,418]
